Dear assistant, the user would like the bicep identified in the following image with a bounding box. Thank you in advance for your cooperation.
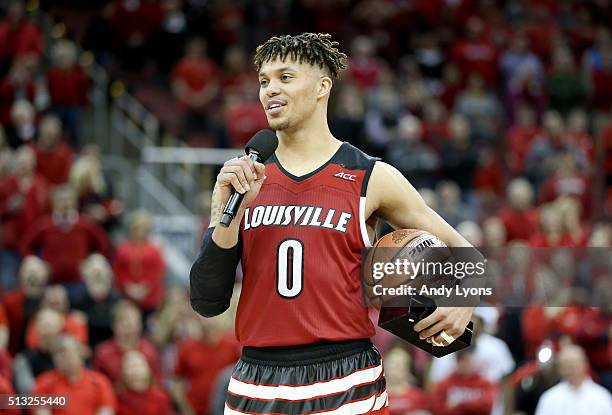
[370,162,470,247]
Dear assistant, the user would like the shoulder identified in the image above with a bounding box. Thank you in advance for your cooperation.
[34,371,60,391]
[585,380,612,400]
[335,142,380,171]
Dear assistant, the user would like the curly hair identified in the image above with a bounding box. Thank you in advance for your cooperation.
[254,33,348,79]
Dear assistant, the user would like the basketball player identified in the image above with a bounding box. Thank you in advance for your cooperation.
[191,33,477,414]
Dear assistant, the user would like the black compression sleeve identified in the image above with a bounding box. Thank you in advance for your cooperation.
[189,227,240,317]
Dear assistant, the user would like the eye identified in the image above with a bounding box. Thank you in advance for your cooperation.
[259,79,268,87]
[281,74,293,82]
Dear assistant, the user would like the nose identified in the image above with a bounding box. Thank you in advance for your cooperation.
[266,80,281,96]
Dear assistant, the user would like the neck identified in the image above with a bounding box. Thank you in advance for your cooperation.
[117,335,138,350]
[65,368,82,384]
[568,376,586,389]
[276,110,339,157]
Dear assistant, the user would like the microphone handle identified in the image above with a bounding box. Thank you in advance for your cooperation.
[219,152,260,227]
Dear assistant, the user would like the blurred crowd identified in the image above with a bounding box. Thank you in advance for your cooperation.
[0,0,611,414]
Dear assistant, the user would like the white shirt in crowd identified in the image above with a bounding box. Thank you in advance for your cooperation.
[535,378,612,415]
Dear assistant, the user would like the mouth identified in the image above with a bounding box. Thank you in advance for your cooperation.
[266,100,287,115]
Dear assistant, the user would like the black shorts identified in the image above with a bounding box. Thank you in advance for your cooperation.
[224,339,388,415]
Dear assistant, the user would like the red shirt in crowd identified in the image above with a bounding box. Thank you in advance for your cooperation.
[432,372,497,415]
[497,206,539,242]
[2,289,28,355]
[224,101,269,147]
[348,57,383,90]
[0,17,42,63]
[93,339,161,385]
[25,312,88,350]
[117,386,172,415]
[171,57,218,108]
[174,334,240,415]
[539,173,591,218]
[506,124,542,175]
[33,369,117,415]
[20,214,109,283]
[113,241,166,312]
[0,175,49,251]
[0,374,20,415]
[529,228,589,248]
[388,386,431,415]
[0,74,36,126]
[33,142,74,186]
[46,65,89,107]
[450,38,498,86]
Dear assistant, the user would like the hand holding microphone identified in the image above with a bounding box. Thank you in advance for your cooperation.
[217,130,278,227]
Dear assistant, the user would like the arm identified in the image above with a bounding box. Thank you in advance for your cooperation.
[189,156,265,317]
[366,162,478,345]
[170,377,196,415]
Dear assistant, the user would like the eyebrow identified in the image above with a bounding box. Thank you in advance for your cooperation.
[258,67,297,77]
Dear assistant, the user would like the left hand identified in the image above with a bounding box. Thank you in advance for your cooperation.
[413,306,474,346]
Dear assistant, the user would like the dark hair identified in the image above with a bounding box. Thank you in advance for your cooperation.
[254,33,347,79]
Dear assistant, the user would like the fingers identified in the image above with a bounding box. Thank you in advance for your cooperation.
[218,156,264,193]
[418,320,447,341]
[413,308,444,332]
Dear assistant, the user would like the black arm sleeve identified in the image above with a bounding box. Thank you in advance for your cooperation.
[189,227,241,317]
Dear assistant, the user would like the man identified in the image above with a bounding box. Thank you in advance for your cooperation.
[190,33,476,414]
[535,344,612,415]
[32,334,116,415]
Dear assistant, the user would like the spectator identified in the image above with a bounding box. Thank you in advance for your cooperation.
[506,103,543,176]
[431,349,498,415]
[21,184,110,286]
[12,307,63,394]
[222,92,268,148]
[116,350,171,415]
[70,154,122,231]
[0,145,49,290]
[33,114,74,186]
[33,334,117,415]
[472,146,504,207]
[0,0,43,72]
[456,221,483,247]
[45,39,89,147]
[0,372,19,414]
[497,178,539,242]
[440,115,478,191]
[385,345,431,415]
[25,285,88,350]
[529,203,566,248]
[0,67,37,145]
[499,32,545,123]
[171,314,239,415]
[219,45,257,97]
[547,47,586,117]
[420,98,449,149]
[450,17,498,86]
[348,36,384,90]
[454,73,502,144]
[436,181,472,228]
[539,154,591,218]
[428,311,515,385]
[73,254,120,349]
[93,300,160,387]
[535,344,612,415]
[582,27,612,116]
[481,217,506,254]
[2,255,48,355]
[565,109,595,163]
[171,37,223,146]
[364,85,404,157]
[386,114,439,189]
[7,98,39,148]
[414,32,445,85]
[113,210,166,315]
[330,85,367,150]
[525,110,586,192]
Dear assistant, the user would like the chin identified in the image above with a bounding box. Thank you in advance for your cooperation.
[268,118,291,131]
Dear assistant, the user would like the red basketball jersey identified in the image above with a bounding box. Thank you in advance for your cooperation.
[236,142,379,347]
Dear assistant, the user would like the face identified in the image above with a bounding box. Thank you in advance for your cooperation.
[83,257,112,300]
[558,347,587,382]
[52,339,83,376]
[15,147,35,176]
[259,57,330,132]
[122,351,151,392]
[39,116,62,147]
[52,188,78,215]
[384,348,411,385]
[20,257,49,297]
[114,307,142,338]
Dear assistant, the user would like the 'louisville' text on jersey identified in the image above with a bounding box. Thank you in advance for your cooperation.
[243,205,353,232]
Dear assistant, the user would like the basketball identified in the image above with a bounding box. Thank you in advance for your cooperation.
[363,229,452,305]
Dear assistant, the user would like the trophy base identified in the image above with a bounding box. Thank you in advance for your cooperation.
[377,296,474,358]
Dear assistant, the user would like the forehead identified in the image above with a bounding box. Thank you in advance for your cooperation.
[258,56,323,77]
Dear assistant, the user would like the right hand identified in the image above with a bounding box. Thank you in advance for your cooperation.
[216,155,266,207]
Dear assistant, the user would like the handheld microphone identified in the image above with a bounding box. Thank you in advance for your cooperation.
[220,130,278,227]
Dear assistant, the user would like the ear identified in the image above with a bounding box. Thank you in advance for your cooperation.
[317,76,333,99]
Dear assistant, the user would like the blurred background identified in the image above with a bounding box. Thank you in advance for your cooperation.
[0,0,610,414]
